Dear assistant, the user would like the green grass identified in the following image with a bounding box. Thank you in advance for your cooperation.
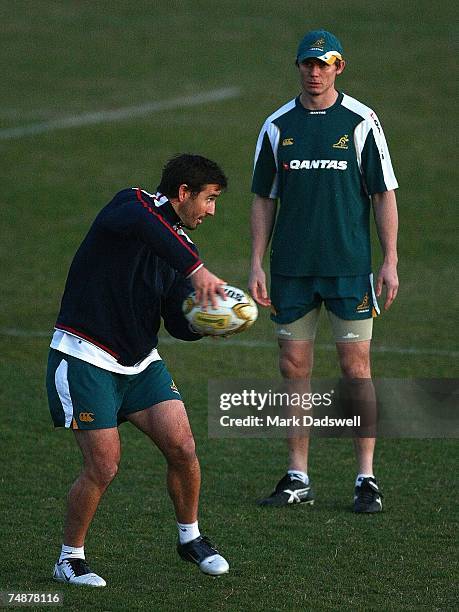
[1,1,458,610]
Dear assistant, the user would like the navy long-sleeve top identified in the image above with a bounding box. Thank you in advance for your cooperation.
[55,188,202,366]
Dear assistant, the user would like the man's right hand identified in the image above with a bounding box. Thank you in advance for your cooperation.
[190,266,226,309]
[248,266,271,307]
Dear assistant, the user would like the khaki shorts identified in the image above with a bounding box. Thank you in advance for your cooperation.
[271,274,378,343]
[275,307,373,343]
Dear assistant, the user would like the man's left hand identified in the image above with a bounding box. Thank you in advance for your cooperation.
[376,262,399,310]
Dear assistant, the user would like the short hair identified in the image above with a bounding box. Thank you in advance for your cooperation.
[157,154,228,198]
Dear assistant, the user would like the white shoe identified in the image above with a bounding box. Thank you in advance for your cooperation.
[177,535,229,576]
[198,553,230,576]
[53,558,106,587]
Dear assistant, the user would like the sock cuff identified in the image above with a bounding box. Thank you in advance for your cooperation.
[287,470,309,484]
[60,544,85,561]
[177,521,200,545]
[355,473,375,486]
[177,522,198,529]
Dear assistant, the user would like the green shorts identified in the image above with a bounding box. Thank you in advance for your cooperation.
[46,350,182,430]
[270,274,379,324]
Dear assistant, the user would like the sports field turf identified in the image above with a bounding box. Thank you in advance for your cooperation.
[1,2,457,610]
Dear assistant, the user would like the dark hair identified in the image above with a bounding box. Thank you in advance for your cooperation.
[157,154,228,198]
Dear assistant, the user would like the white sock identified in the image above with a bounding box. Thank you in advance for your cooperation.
[355,473,375,487]
[177,521,200,545]
[59,544,85,562]
[287,470,309,485]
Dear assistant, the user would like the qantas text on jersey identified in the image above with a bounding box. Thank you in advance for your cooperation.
[284,159,348,170]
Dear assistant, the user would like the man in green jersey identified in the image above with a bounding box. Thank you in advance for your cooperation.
[249,30,399,512]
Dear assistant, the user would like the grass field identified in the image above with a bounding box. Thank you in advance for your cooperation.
[1,1,458,610]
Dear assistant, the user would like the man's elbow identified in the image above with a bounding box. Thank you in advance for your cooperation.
[164,320,203,342]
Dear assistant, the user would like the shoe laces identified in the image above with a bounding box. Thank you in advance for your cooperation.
[274,474,305,494]
[62,558,91,577]
[357,479,383,502]
[199,536,219,556]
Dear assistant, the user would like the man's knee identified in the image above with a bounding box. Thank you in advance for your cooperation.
[337,341,371,378]
[339,356,371,378]
[164,434,197,467]
[85,457,120,488]
[74,428,121,489]
[279,350,312,379]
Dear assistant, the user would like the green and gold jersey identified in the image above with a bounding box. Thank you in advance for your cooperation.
[251,93,398,276]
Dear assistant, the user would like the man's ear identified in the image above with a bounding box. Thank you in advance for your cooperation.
[336,59,346,75]
[178,183,190,202]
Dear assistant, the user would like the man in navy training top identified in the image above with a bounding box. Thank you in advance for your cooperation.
[47,154,230,586]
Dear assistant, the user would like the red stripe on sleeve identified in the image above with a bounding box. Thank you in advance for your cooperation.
[135,189,200,262]
[184,260,203,277]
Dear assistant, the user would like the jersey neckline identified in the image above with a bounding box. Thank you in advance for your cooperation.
[295,91,344,115]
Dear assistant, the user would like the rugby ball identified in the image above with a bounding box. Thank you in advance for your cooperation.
[182,285,258,337]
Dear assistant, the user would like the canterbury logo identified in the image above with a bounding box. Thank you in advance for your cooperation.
[79,412,95,422]
[333,134,349,149]
[282,137,294,146]
[170,381,179,393]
